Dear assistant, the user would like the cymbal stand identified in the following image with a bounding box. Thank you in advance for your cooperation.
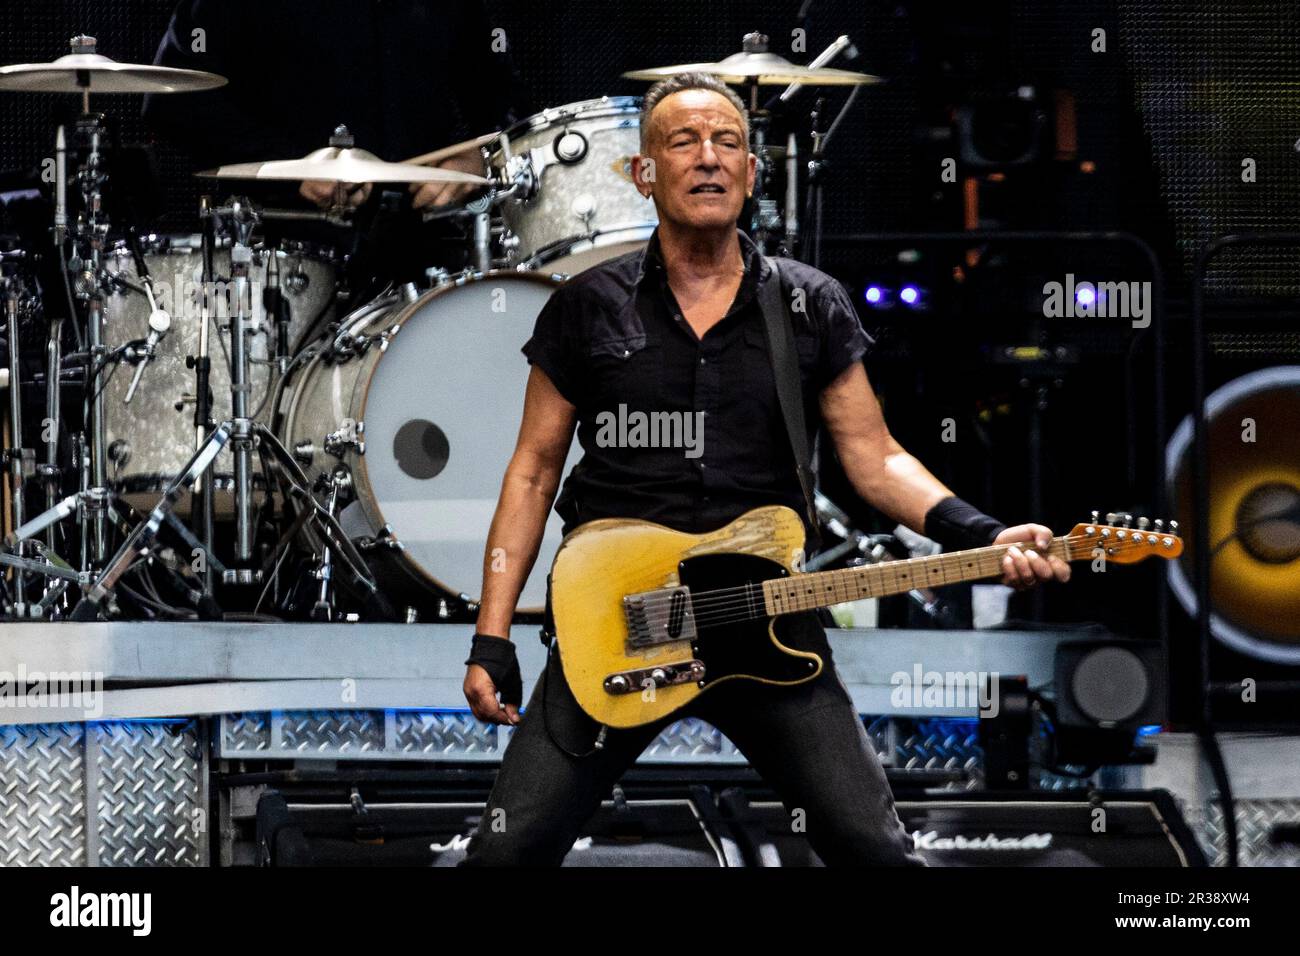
[64,109,116,567]
[210,198,261,582]
[2,268,33,612]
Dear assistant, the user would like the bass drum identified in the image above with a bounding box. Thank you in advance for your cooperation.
[280,272,578,612]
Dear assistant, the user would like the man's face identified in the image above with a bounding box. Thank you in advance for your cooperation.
[634,89,756,232]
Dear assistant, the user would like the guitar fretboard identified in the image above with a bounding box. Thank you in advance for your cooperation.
[762,539,1071,615]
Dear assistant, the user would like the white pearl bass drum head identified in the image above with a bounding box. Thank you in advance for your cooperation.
[350,272,578,611]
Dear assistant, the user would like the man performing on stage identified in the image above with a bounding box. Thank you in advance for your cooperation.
[459,72,1070,866]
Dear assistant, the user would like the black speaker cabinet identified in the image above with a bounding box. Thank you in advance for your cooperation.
[255,791,737,867]
[719,788,1206,867]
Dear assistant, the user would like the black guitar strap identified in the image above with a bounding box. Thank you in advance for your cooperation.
[757,256,821,548]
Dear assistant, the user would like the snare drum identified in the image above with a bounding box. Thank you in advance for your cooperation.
[491,96,658,275]
[279,271,578,610]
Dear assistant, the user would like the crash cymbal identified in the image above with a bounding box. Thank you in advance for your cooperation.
[624,53,879,86]
[623,32,881,87]
[197,126,489,185]
[0,35,226,94]
[403,131,501,167]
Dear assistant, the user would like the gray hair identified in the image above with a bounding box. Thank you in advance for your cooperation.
[639,71,749,151]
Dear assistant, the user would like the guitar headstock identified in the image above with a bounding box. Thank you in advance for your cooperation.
[1064,511,1184,564]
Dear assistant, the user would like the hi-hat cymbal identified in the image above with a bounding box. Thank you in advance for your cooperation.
[0,35,226,94]
[196,126,489,185]
[623,49,880,86]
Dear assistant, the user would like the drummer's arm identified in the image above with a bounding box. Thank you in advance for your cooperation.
[143,1,275,161]
[473,367,577,639]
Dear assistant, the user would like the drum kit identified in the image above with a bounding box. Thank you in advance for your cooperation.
[0,31,879,624]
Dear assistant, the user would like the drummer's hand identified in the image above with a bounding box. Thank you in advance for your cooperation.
[411,152,486,210]
[299,179,372,209]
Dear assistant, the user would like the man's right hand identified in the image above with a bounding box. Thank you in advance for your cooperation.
[298,179,372,209]
[464,664,521,726]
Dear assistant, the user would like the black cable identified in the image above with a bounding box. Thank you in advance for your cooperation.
[539,639,608,760]
[1199,729,1238,867]
[85,349,128,406]
[251,344,317,424]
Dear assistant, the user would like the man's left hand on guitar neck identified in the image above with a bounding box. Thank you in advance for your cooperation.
[990,524,1073,591]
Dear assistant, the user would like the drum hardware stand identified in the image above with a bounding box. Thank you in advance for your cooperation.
[308,468,350,620]
[41,317,67,562]
[67,422,232,620]
[228,241,258,577]
[468,194,494,274]
[189,195,219,595]
[768,34,856,257]
[56,103,126,570]
[3,273,34,612]
[3,474,138,619]
[196,197,265,586]
[0,543,90,615]
[802,95,827,269]
[119,227,172,404]
[805,491,964,627]
[252,422,391,618]
[731,34,785,255]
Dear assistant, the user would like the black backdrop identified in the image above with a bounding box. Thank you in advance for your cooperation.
[0,0,1157,238]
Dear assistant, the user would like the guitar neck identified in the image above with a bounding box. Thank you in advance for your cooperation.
[762,538,1072,615]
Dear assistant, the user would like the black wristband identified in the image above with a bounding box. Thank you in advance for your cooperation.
[465,633,524,707]
[924,496,1008,552]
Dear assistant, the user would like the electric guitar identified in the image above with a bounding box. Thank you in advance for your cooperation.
[549,505,1183,728]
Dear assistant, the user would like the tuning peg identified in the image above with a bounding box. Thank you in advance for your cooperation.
[1105,512,1117,524]
[1169,520,1179,534]
[1137,516,1150,530]
[1153,519,1164,532]
[1090,510,1100,524]
[1122,513,1133,528]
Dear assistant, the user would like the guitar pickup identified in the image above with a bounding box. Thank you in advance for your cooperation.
[623,586,698,648]
[603,660,706,696]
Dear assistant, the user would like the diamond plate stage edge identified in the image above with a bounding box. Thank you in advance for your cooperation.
[0,720,207,867]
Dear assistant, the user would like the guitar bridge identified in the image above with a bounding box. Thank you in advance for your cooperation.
[623,586,698,648]
[604,660,706,696]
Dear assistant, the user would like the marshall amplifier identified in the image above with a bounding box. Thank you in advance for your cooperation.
[255,789,739,867]
[718,789,1207,867]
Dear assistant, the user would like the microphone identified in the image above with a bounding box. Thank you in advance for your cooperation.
[123,228,171,404]
[265,250,289,373]
[779,34,855,103]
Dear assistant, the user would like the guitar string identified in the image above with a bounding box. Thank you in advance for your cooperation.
[620,535,1108,625]
[618,534,1109,613]
[613,534,1157,629]
[604,537,1081,613]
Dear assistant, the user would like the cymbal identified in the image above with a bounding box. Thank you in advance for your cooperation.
[197,127,489,185]
[0,35,226,94]
[623,50,881,86]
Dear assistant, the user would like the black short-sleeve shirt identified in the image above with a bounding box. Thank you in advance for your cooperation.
[522,228,872,537]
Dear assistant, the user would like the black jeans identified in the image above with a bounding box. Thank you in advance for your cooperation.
[460,616,926,867]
